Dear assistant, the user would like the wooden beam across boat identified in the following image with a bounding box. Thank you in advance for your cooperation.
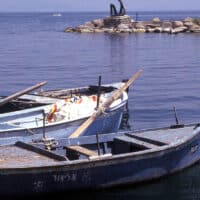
[114,135,159,149]
[15,141,67,161]
[69,70,143,138]
[125,132,168,146]
[0,81,47,107]
[64,145,98,157]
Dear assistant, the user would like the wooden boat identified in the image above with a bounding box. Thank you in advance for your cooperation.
[0,70,142,146]
[0,123,200,197]
[0,82,128,145]
[0,82,125,113]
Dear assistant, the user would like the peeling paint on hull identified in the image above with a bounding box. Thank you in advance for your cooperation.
[0,126,200,197]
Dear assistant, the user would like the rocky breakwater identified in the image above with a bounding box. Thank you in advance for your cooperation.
[65,16,200,34]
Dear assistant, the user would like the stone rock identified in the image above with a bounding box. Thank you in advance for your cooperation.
[162,27,172,33]
[92,19,104,28]
[117,23,129,29]
[146,28,155,33]
[170,26,188,34]
[162,21,172,29]
[146,23,161,28]
[128,23,135,29]
[183,17,193,22]
[119,29,132,33]
[133,28,146,33]
[64,14,199,34]
[154,27,162,33]
[116,24,132,33]
[131,19,135,23]
[193,18,200,25]
[77,25,90,29]
[64,27,76,33]
[184,21,194,29]
[135,22,145,29]
[103,28,115,33]
[93,28,104,33]
[189,25,200,32]
[76,25,94,33]
[103,15,132,28]
[152,17,161,23]
[84,21,95,29]
[191,29,200,33]
[173,21,184,27]
[78,28,94,33]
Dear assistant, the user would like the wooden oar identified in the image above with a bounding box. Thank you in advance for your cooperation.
[69,70,143,138]
[0,81,47,107]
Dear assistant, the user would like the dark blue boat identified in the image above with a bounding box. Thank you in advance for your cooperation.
[0,123,200,197]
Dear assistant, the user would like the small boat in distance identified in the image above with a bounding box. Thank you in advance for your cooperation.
[0,123,200,197]
[52,13,62,17]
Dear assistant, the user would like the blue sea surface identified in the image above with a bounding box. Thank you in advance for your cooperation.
[0,11,200,199]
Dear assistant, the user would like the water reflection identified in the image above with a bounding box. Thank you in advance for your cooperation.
[120,105,131,130]
[105,34,145,74]
[106,34,128,75]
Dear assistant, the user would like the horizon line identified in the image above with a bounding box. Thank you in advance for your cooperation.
[0,9,200,13]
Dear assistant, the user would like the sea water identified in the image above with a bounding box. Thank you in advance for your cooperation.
[0,11,200,199]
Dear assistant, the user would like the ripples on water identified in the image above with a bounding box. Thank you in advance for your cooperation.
[0,11,200,200]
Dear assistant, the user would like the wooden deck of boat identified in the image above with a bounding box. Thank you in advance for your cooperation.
[110,125,197,154]
[133,125,195,145]
[0,124,197,168]
[0,142,66,168]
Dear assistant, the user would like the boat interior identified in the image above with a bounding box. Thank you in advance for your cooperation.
[0,85,117,114]
[0,84,127,132]
[62,124,196,160]
[0,124,198,168]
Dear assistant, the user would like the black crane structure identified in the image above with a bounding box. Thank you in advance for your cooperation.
[110,0,126,16]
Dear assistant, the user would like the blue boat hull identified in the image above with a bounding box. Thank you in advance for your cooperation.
[0,107,124,145]
[0,126,200,197]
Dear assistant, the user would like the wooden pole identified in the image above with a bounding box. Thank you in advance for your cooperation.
[96,133,101,156]
[0,81,47,107]
[96,75,102,109]
[69,70,143,138]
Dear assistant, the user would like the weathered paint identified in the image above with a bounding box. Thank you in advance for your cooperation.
[0,83,128,146]
[0,125,200,197]
[0,105,125,145]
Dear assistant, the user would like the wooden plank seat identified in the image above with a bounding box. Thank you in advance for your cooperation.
[15,141,68,161]
[113,134,162,154]
[125,132,168,146]
[64,145,98,157]
[115,135,159,149]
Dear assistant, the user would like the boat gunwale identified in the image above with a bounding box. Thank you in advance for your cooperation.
[1,124,200,171]
[0,91,128,133]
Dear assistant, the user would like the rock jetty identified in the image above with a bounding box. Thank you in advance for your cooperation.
[65,15,200,34]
